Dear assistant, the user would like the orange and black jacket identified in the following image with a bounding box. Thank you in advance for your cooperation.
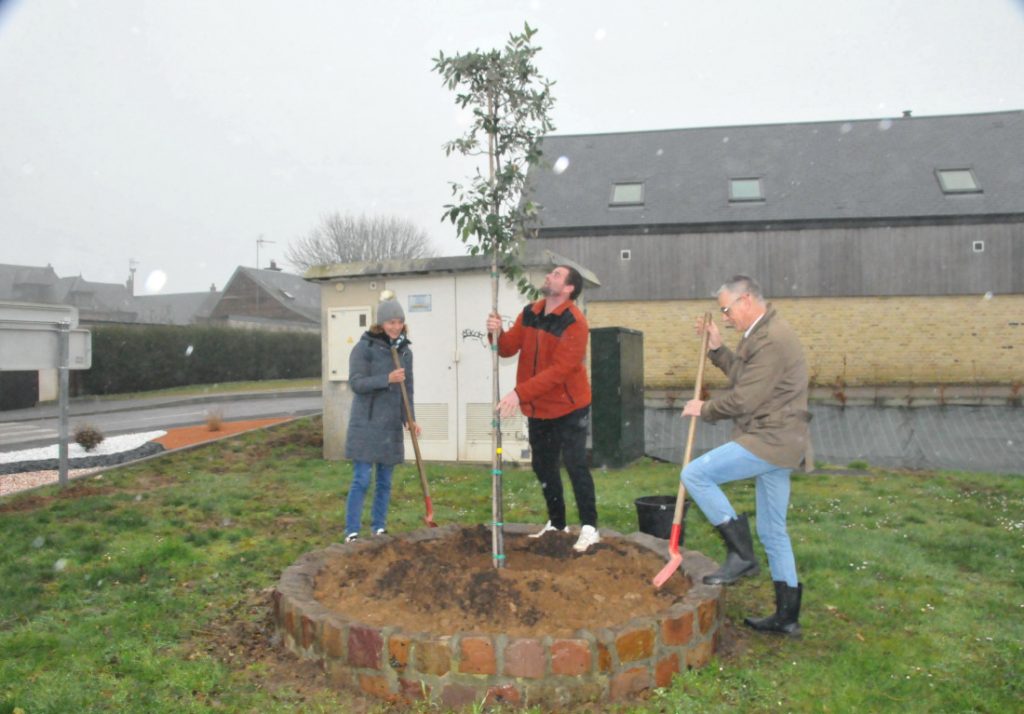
[495,299,592,419]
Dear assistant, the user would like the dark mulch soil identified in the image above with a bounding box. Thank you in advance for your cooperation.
[314,525,692,638]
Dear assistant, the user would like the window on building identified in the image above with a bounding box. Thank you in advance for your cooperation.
[610,182,644,205]
[729,177,764,202]
[973,240,985,253]
[620,249,631,261]
[937,168,981,193]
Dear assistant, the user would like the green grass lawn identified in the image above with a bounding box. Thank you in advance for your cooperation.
[1,416,1021,713]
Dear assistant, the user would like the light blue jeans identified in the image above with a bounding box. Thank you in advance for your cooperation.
[345,461,394,536]
[681,441,798,586]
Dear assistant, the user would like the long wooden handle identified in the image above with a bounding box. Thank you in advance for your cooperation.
[390,347,430,499]
[670,312,713,526]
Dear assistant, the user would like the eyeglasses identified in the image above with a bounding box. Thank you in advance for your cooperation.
[720,294,745,315]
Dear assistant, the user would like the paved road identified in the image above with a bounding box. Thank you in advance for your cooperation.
[0,390,323,452]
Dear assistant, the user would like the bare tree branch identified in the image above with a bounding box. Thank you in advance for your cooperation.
[285,213,436,271]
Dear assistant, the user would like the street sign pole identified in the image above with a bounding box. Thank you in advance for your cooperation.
[58,320,70,487]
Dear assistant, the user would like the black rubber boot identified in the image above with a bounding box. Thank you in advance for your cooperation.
[702,514,760,585]
[745,581,802,637]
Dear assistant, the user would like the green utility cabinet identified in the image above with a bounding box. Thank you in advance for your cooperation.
[590,327,644,468]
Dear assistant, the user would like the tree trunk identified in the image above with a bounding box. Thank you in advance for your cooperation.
[488,93,505,569]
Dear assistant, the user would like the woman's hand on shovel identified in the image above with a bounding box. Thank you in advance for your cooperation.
[405,421,422,437]
[388,367,406,383]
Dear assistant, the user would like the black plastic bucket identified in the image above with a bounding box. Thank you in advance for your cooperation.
[635,495,689,542]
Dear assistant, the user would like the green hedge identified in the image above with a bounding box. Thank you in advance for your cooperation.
[78,325,320,395]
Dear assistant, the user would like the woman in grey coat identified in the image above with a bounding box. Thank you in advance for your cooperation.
[344,297,420,541]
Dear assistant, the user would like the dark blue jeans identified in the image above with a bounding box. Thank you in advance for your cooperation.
[345,461,394,535]
[528,406,597,528]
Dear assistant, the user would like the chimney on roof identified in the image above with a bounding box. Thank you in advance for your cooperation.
[127,259,138,295]
[268,259,282,271]
[902,110,913,118]
[210,283,217,292]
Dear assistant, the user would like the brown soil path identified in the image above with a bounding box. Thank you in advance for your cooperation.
[154,417,291,450]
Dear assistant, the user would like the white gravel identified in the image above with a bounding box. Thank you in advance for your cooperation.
[0,431,166,464]
[0,467,104,497]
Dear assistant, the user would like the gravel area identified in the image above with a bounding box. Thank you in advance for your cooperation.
[0,431,165,467]
[0,431,169,497]
[0,467,106,498]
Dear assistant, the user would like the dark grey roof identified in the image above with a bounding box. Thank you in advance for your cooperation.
[229,267,320,322]
[53,276,138,318]
[133,291,220,325]
[526,110,1024,233]
[0,263,60,300]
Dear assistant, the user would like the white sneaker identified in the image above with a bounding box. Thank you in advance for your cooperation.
[345,533,359,543]
[373,528,387,536]
[573,525,600,552]
[529,521,569,538]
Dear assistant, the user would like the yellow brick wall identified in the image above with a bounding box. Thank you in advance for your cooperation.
[587,295,1024,389]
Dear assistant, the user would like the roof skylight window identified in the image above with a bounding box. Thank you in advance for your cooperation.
[729,178,764,202]
[610,182,644,206]
[936,168,981,194]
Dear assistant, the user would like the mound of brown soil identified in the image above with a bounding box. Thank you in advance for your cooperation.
[313,525,690,638]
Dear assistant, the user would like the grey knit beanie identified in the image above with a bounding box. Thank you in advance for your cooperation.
[376,298,405,324]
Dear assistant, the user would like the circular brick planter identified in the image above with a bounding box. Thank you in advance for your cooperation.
[272,524,723,708]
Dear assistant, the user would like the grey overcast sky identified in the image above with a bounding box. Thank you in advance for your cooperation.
[2,0,1023,295]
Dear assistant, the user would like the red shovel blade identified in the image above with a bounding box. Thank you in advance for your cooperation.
[652,523,683,588]
[423,496,438,528]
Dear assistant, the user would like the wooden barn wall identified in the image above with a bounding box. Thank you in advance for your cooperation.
[530,222,1024,301]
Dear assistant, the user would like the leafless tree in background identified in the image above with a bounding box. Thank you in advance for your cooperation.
[285,213,436,270]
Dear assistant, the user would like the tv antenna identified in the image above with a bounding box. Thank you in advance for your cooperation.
[256,235,276,270]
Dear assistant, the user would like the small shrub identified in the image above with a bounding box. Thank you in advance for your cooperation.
[206,408,224,432]
[847,459,870,471]
[73,423,105,451]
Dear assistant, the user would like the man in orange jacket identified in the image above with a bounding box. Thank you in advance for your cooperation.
[486,265,600,552]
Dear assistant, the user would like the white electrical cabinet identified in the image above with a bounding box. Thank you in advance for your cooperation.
[387,272,530,463]
[326,306,371,381]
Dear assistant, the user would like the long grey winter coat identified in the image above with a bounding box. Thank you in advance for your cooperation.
[345,331,414,465]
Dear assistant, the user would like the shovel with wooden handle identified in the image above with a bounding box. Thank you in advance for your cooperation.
[390,345,438,527]
[652,311,713,588]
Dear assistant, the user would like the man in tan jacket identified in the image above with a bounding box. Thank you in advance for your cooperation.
[681,275,811,637]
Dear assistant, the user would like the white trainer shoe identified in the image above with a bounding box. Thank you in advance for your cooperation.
[573,525,600,552]
[528,521,569,538]
[344,533,359,543]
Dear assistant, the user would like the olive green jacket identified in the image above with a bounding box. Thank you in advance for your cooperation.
[701,305,813,470]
